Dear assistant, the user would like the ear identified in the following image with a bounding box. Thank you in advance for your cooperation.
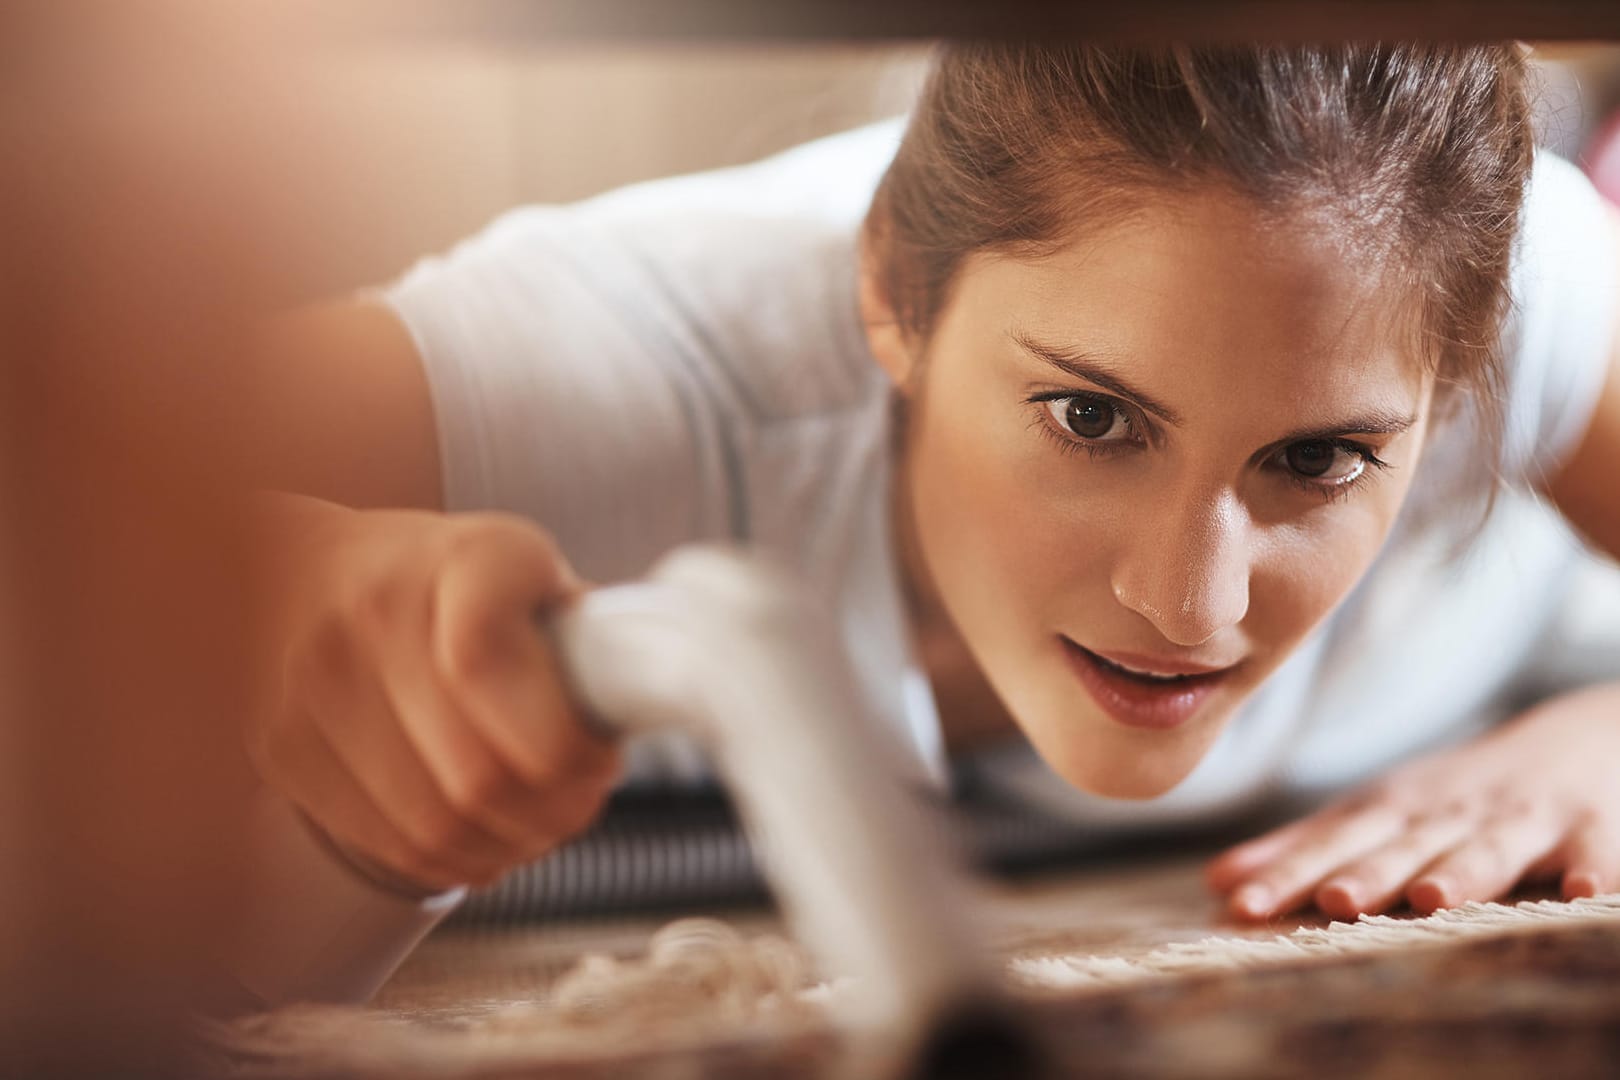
[857,232,921,394]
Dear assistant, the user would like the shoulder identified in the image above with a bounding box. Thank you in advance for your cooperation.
[1496,149,1620,486]
[386,119,906,424]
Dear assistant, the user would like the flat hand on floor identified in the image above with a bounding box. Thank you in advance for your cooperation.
[1205,682,1620,922]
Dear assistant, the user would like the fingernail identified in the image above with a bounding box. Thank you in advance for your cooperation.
[1232,883,1273,917]
[1319,879,1358,911]
[1410,876,1448,910]
[1565,872,1599,900]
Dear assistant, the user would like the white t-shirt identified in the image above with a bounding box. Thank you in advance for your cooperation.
[385,119,1620,825]
[225,120,1620,1009]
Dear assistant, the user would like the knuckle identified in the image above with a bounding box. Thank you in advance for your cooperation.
[435,520,488,566]
[1466,833,1511,865]
[1340,854,1386,883]
[440,514,573,598]
[1493,796,1538,823]
[1267,849,1321,884]
[1399,811,1434,837]
[1342,787,1389,815]
[342,576,413,636]
[1441,796,1476,818]
[440,514,532,566]
[509,756,560,793]
[441,757,515,817]
[287,612,357,694]
[402,809,478,863]
[1475,812,1523,844]
[1346,777,1408,813]
[437,616,519,688]
[462,511,557,551]
[533,735,598,788]
[557,789,610,838]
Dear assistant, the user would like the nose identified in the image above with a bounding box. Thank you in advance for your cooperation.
[1110,486,1251,647]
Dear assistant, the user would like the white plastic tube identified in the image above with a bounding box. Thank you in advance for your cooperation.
[549,546,1012,1074]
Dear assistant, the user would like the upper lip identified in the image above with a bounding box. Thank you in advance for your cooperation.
[1067,639,1239,678]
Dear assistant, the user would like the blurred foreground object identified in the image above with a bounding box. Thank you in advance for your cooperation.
[350,0,1620,42]
[0,3,437,1073]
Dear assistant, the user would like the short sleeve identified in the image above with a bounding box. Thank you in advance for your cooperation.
[379,208,740,584]
[375,121,901,586]
[1498,150,1620,488]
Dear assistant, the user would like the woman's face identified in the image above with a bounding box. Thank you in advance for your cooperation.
[867,189,1436,798]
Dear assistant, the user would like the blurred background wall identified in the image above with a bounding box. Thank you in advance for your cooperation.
[332,44,928,289]
[299,42,1620,295]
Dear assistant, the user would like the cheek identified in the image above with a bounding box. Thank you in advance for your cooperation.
[907,392,1113,636]
[1247,503,1400,658]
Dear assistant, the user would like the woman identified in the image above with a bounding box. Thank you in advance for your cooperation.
[239,43,1620,1004]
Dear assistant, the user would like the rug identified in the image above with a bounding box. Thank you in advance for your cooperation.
[206,893,1620,1078]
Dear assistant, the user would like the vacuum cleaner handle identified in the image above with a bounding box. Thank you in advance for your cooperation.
[546,546,1033,1077]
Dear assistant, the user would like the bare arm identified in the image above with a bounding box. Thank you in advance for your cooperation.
[248,300,443,509]
[1546,203,1620,562]
[231,301,624,1005]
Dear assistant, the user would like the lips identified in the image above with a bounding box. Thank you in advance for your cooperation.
[1059,637,1235,731]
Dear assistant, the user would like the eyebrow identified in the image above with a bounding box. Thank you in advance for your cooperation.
[1011,329,1418,444]
[1263,412,1418,447]
[1012,330,1185,426]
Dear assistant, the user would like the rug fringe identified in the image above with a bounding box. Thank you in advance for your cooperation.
[1012,892,1620,989]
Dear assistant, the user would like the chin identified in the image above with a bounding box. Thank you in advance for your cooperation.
[1033,729,1206,801]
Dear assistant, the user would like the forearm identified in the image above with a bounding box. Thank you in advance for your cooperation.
[216,784,465,1008]
[230,492,466,1007]
[1503,678,1620,742]
[227,494,614,1005]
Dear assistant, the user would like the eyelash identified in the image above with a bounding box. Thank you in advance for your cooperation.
[1278,445,1392,503]
[1025,392,1392,504]
[1027,395,1141,459]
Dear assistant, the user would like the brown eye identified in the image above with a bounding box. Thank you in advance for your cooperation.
[1284,440,1362,483]
[1286,440,1334,477]
[1050,397,1126,440]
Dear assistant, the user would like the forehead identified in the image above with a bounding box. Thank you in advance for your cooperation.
[949,189,1428,404]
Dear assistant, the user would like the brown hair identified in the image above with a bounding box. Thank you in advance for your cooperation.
[866,43,1534,496]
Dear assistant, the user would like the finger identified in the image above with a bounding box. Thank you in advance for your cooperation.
[432,518,619,785]
[293,619,517,876]
[263,707,486,892]
[375,591,619,854]
[1226,803,1408,921]
[1407,807,1566,913]
[1561,816,1620,900]
[1314,809,1476,920]
[527,769,622,849]
[1205,814,1328,894]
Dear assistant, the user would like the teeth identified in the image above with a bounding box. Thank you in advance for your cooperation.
[1094,654,1190,683]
